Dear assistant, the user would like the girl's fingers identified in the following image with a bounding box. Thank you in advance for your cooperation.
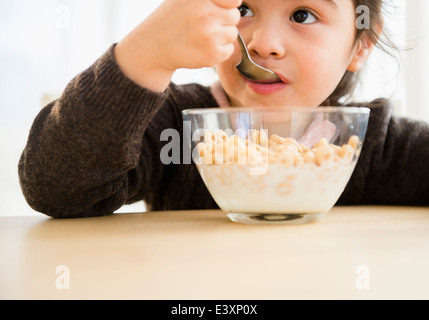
[212,0,242,10]
[219,26,239,44]
[221,6,241,26]
[217,43,235,62]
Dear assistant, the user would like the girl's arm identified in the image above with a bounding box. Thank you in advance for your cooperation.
[18,46,219,218]
[114,0,241,92]
[338,99,429,206]
[18,0,241,218]
[18,47,168,218]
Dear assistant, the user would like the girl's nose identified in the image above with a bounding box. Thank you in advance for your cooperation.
[247,23,286,59]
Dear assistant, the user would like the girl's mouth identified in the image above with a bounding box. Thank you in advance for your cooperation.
[244,76,288,95]
[240,69,290,95]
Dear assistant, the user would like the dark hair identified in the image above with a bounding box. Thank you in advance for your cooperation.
[321,0,399,106]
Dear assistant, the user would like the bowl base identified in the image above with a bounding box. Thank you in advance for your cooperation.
[226,212,325,225]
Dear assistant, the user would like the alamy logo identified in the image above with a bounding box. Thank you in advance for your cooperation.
[159,122,269,175]
[355,265,370,290]
[55,265,70,290]
[356,5,370,30]
[55,5,71,30]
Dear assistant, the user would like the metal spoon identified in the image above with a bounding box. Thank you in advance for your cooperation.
[236,32,280,82]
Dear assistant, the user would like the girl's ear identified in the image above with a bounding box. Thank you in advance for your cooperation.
[347,34,376,72]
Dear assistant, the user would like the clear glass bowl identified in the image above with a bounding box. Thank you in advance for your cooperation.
[182,107,370,225]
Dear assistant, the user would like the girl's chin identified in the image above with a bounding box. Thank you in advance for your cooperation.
[236,88,293,107]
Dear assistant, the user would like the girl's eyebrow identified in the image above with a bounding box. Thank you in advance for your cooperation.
[321,0,338,8]
[295,0,339,9]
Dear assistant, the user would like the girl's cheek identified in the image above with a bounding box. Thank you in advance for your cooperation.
[216,50,242,84]
[228,44,242,71]
[300,48,340,85]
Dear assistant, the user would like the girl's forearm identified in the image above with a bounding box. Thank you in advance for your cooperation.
[18,46,168,218]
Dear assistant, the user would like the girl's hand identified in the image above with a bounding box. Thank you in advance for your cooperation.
[115,0,242,92]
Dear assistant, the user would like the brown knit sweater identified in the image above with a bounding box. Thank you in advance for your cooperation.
[18,45,429,218]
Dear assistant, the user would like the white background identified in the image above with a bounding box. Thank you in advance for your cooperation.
[1,0,427,217]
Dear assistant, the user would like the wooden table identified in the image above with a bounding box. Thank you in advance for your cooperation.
[1,206,429,300]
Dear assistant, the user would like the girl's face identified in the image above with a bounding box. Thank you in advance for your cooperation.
[216,0,370,107]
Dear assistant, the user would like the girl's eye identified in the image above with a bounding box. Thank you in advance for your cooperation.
[291,10,317,24]
[238,4,254,18]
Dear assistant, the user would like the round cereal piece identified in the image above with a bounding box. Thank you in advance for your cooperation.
[226,134,239,145]
[286,175,296,181]
[251,129,268,146]
[273,144,285,154]
[196,143,206,158]
[251,129,259,144]
[225,137,242,162]
[273,144,298,157]
[303,150,316,164]
[276,182,293,196]
[214,143,227,164]
[283,142,299,154]
[269,134,287,145]
[260,131,269,146]
[293,153,304,167]
[215,130,228,142]
[340,144,355,161]
[267,150,276,163]
[268,139,279,151]
[318,171,330,182]
[225,141,236,164]
[204,131,216,144]
[332,145,342,156]
[203,144,214,164]
[314,145,335,166]
[276,151,294,168]
[348,135,360,149]
[284,138,299,147]
[314,138,329,148]
[235,143,247,164]
[333,155,342,163]
[296,144,306,154]
[300,145,310,154]
[258,148,270,164]
[246,144,262,166]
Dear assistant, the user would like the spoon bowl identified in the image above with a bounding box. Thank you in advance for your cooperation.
[236,33,280,82]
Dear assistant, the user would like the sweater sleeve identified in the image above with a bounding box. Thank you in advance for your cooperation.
[338,99,429,206]
[18,45,218,218]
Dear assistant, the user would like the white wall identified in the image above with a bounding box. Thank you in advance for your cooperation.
[351,0,407,115]
[0,0,423,217]
[405,0,429,121]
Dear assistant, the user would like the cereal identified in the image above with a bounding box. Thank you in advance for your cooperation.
[196,130,359,168]
[348,135,360,149]
[251,129,268,146]
[277,151,294,168]
[314,145,335,166]
[314,138,329,148]
[194,130,361,214]
[340,144,355,161]
[269,134,287,145]
[276,182,293,196]
[304,150,316,164]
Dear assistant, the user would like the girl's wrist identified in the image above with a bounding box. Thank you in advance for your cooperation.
[114,35,175,93]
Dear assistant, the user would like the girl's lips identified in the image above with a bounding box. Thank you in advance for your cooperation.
[243,75,289,95]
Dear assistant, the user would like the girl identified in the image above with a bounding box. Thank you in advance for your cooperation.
[19,0,429,218]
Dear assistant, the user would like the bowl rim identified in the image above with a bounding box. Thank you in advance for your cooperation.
[182,106,370,116]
